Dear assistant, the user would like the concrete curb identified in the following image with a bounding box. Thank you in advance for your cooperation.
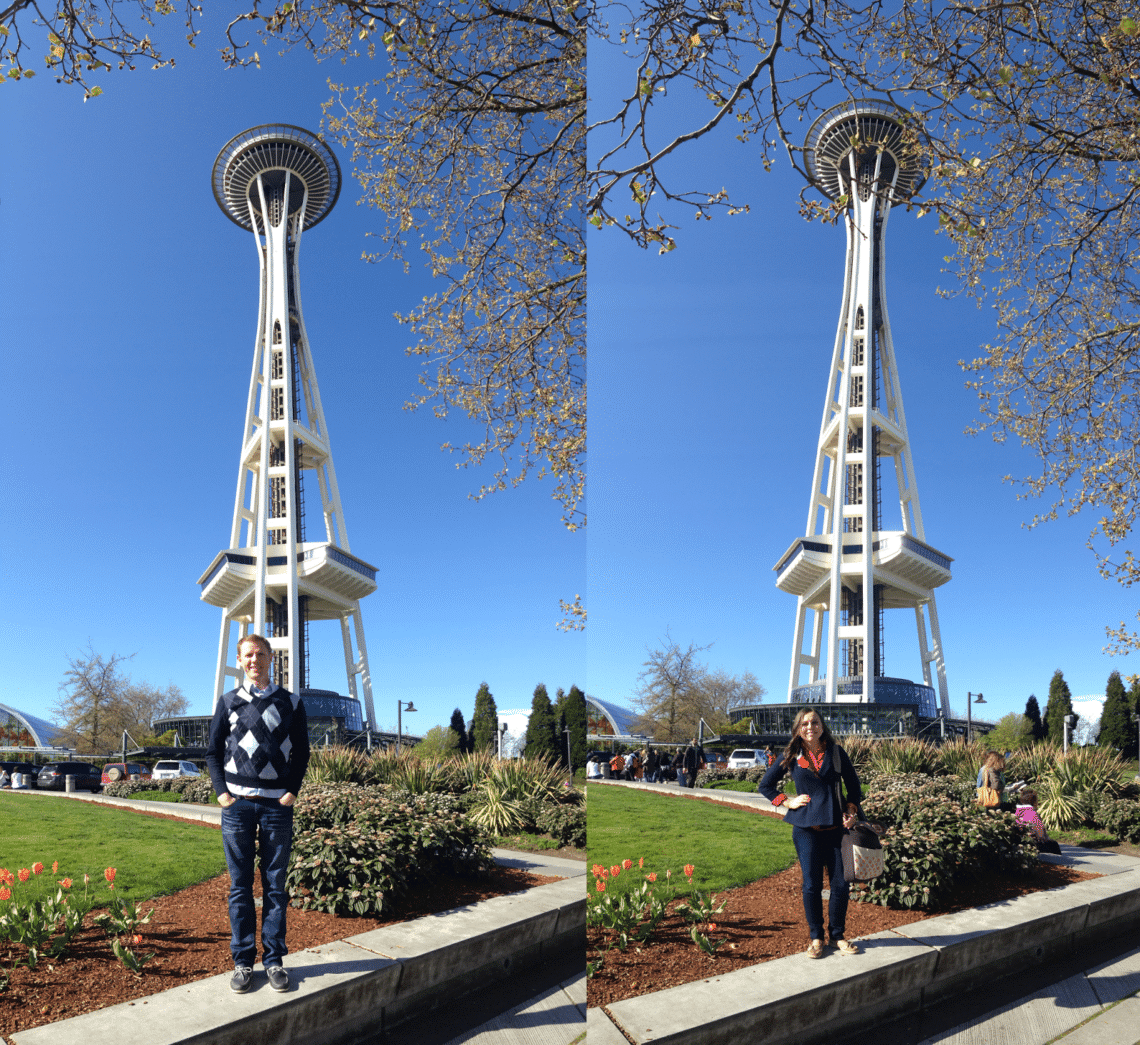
[12,873,585,1045]
[7,790,586,1045]
[590,858,1140,1045]
[587,781,1140,1045]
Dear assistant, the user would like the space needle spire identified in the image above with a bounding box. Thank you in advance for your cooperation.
[198,125,378,731]
[774,100,952,720]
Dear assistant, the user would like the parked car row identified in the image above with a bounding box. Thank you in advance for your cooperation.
[1,759,202,792]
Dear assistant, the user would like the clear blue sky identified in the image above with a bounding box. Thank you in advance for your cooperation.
[4,21,1132,747]
[586,65,1136,729]
[1,16,584,739]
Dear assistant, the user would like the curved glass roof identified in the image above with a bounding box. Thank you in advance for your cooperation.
[0,702,65,748]
[587,695,643,737]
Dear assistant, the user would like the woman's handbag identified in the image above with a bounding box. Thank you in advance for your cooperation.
[836,790,885,883]
[976,768,1000,808]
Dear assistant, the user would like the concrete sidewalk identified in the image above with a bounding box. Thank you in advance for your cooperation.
[7,788,586,1045]
[588,778,1140,1045]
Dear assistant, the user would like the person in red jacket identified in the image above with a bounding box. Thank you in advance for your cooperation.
[758,708,863,958]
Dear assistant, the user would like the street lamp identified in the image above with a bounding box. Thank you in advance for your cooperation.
[1063,713,1077,755]
[497,720,509,760]
[966,692,986,742]
[396,700,416,755]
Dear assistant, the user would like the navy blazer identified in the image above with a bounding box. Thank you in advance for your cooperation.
[758,742,863,829]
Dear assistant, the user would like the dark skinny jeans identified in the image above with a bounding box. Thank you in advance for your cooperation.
[791,824,850,942]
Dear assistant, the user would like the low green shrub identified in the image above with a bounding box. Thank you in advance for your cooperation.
[101,781,153,798]
[287,783,494,917]
[695,765,767,788]
[1085,793,1140,844]
[855,779,1037,910]
[101,778,215,804]
[176,779,215,804]
[861,772,975,807]
[533,802,586,847]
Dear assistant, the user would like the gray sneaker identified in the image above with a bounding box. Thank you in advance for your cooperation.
[231,966,253,993]
[266,965,290,992]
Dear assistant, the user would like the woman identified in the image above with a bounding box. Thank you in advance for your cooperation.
[759,709,863,958]
[976,751,1006,806]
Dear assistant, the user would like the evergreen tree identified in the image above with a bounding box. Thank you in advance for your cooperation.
[1043,670,1075,745]
[1024,694,1045,743]
[524,683,558,760]
[557,684,588,770]
[1128,679,1140,760]
[1098,671,1133,754]
[471,683,499,753]
[449,707,469,754]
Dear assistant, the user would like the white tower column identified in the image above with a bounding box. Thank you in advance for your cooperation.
[199,125,378,732]
[774,101,953,722]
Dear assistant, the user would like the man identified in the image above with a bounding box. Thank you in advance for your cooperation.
[645,746,659,783]
[609,752,626,779]
[206,633,310,995]
[672,747,687,787]
[682,738,704,788]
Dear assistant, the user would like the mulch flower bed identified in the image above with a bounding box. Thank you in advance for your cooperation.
[587,796,1102,1010]
[1,805,571,1042]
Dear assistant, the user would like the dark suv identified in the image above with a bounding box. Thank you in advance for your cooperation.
[35,762,102,793]
[0,761,41,786]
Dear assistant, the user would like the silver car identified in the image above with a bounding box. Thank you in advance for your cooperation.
[151,760,202,780]
[726,748,765,769]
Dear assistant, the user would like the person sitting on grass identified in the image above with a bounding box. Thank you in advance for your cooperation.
[1013,788,1062,855]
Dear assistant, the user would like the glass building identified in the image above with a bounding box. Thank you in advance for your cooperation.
[0,702,67,752]
[586,696,644,742]
[730,675,949,743]
[155,688,364,749]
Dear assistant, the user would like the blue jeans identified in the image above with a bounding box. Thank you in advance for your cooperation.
[221,797,294,967]
[792,826,850,942]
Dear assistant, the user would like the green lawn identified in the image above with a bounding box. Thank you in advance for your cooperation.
[587,783,796,897]
[0,793,227,907]
[1050,826,1122,849]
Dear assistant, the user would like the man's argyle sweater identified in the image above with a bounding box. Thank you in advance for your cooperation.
[205,683,310,799]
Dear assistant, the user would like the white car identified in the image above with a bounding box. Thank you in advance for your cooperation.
[726,749,765,770]
[151,760,202,780]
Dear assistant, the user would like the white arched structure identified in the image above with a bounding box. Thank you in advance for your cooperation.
[197,125,377,729]
[774,101,951,718]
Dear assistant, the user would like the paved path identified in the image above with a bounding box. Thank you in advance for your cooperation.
[835,938,1140,1045]
[377,952,585,1045]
